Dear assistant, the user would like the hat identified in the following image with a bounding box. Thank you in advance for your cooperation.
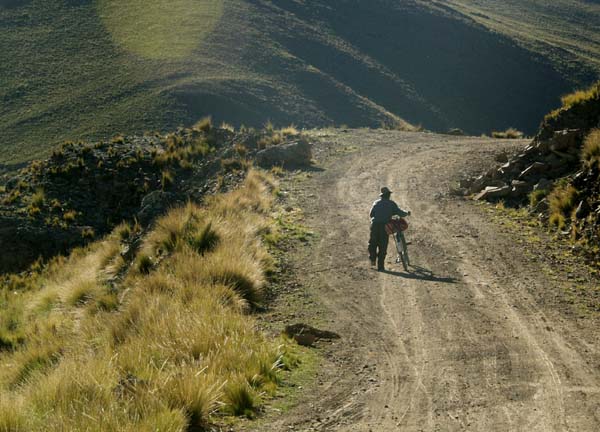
[380,187,392,196]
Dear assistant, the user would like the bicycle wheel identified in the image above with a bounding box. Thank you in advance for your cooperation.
[397,232,409,271]
[400,249,409,271]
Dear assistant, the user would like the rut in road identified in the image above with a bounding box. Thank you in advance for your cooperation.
[257,130,600,432]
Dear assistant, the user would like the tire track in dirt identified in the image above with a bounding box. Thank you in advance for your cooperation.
[257,129,600,432]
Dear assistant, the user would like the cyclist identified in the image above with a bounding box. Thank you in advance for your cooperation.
[369,186,410,271]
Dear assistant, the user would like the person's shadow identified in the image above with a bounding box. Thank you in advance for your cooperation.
[382,265,457,284]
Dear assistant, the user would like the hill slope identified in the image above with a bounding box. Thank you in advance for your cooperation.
[1,0,599,165]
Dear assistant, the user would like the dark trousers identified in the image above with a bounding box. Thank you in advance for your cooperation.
[368,223,389,269]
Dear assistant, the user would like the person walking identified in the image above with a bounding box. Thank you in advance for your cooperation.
[369,187,410,271]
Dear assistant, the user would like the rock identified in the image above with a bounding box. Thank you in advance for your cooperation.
[494,152,509,163]
[499,161,521,177]
[256,138,312,167]
[544,153,563,169]
[511,180,532,197]
[468,175,486,194]
[469,176,506,194]
[535,139,551,153]
[474,185,511,201]
[575,200,591,220]
[137,190,178,225]
[519,162,547,180]
[534,178,553,191]
[283,323,340,346]
[550,129,581,152]
[572,170,587,189]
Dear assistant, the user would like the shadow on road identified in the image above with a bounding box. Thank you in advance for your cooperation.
[382,265,457,284]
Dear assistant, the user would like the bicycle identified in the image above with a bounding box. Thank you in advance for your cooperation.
[385,215,410,271]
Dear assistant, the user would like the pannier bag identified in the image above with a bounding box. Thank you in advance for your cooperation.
[385,218,408,235]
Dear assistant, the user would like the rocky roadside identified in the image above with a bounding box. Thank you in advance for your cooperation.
[0,125,312,274]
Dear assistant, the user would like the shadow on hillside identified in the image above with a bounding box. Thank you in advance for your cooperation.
[383,265,457,284]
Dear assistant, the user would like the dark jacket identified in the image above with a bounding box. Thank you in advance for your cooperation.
[369,197,408,224]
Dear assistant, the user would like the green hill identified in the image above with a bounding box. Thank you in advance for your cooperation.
[1,0,598,166]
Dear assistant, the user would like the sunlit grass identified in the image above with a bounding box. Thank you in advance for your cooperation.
[97,0,224,60]
[0,169,293,430]
[582,129,600,169]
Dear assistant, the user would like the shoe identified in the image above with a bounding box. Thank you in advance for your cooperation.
[370,259,376,267]
[377,266,385,272]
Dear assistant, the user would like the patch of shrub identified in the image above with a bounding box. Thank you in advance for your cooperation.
[66,280,98,306]
[492,128,524,139]
[193,116,212,133]
[63,210,77,223]
[137,255,154,275]
[223,380,257,418]
[162,170,174,190]
[210,268,263,306]
[221,158,249,172]
[529,189,548,207]
[11,344,62,387]
[188,222,219,255]
[549,184,579,229]
[95,292,119,312]
[30,189,45,208]
[110,134,125,145]
[82,228,95,240]
[581,129,600,168]
[234,143,247,158]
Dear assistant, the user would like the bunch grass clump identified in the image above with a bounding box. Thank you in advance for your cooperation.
[581,129,600,169]
[549,183,579,230]
[491,128,524,139]
[0,169,292,430]
[547,81,600,119]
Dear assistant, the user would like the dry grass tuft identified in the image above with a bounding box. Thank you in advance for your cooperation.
[582,129,600,169]
[549,184,579,230]
[193,116,212,133]
[491,128,524,139]
[547,81,600,118]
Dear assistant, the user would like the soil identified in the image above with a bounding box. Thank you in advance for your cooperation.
[255,129,600,431]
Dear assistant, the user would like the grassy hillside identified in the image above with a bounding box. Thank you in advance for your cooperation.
[429,0,600,81]
[1,0,598,166]
[0,169,296,430]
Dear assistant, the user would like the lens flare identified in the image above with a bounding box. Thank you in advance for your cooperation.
[97,0,224,60]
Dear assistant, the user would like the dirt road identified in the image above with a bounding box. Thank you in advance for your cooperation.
[261,129,600,431]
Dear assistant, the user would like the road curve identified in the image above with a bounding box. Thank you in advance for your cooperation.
[261,129,600,432]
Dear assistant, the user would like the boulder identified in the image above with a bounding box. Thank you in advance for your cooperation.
[550,129,582,152]
[534,178,553,192]
[511,180,532,197]
[499,161,522,177]
[519,162,547,180]
[256,138,312,167]
[575,200,591,220]
[535,139,551,153]
[474,185,511,201]
[469,176,506,194]
[494,152,509,163]
[544,153,564,169]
